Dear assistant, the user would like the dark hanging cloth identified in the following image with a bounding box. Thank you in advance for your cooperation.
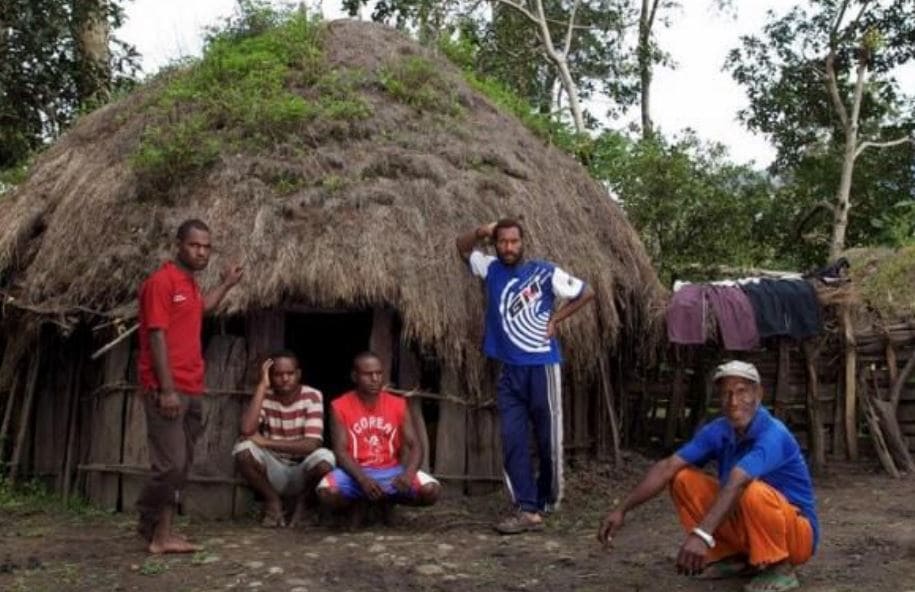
[741,279,821,340]
[706,285,760,351]
[666,284,707,345]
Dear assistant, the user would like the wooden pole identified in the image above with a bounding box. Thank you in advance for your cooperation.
[862,373,900,478]
[801,340,825,474]
[10,350,40,483]
[0,372,20,463]
[61,357,85,502]
[663,346,685,449]
[832,365,846,459]
[842,307,858,460]
[774,338,790,420]
[599,355,621,466]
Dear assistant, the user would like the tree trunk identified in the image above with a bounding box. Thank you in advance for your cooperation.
[841,307,858,460]
[638,0,659,139]
[557,59,585,133]
[73,0,111,106]
[827,54,867,259]
[495,0,586,134]
[801,340,825,474]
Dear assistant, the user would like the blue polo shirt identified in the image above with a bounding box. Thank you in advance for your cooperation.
[676,407,819,551]
[468,251,586,366]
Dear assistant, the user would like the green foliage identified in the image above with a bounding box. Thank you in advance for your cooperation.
[589,131,791,284]
[0,159,32,196]
[345,0,650,126]
[379,56,460,115]
[0,477,106,518]
[438,36,587,153]
[131,4,370,194]
[0,0,139,169]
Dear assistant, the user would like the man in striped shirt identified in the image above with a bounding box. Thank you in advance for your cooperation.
[233,351,335,527]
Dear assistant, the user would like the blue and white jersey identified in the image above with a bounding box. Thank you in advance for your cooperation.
[469,251,586,366]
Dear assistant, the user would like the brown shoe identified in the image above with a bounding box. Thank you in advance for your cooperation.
[494,511,544,535]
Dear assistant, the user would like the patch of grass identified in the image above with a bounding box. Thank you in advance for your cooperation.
[379,56,461,115]
[131,7,371,197]
[853,245,915,319]
[321,174,348,193]
[0,477,108,519]
[139,558,169,576]
[190,550,216,565]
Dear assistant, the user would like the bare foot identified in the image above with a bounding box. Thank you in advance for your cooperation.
[148,536,202,554]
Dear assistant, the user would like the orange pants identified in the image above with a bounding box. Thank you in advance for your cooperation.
[670,468,813,567]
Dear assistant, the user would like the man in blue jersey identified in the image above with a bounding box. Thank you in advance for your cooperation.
[597,361,818,592]
[457,219,595,534]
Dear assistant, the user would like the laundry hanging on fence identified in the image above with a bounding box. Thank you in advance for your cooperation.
[706,284,760,350]
[741,279,821,340]
[666,283,708,345]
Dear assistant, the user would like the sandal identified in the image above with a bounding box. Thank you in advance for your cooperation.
[743,566,800,592]
[494,511,544,535]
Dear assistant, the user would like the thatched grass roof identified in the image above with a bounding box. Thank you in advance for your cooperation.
[0,19,664,392]
[845,246,915,326]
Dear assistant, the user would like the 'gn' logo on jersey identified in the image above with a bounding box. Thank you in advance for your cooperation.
[507,280,541,318]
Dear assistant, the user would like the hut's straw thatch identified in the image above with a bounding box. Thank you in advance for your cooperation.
[0,20,665,395]
[844,246,915,329]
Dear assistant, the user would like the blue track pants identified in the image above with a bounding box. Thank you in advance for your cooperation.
[497,363,563,513]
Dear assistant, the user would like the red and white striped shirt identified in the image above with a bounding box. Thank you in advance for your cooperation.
[258,385,324,462]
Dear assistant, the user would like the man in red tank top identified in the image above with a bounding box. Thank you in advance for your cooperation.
[317,352,440,516]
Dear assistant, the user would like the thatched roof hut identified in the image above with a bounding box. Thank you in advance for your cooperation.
[0,18,663,513]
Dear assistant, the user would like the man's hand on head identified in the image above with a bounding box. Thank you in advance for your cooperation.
[478,222,497,240]
[259,359,273,388]
[676,533,709,576]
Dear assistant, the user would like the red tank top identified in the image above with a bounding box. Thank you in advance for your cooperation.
[332,391,405,469]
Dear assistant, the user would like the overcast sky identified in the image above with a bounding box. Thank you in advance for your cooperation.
[119,0,915,168]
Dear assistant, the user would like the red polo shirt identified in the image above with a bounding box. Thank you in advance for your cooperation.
[138,261,205,395]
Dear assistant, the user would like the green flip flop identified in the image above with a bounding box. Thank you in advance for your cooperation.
[743,567,800,592]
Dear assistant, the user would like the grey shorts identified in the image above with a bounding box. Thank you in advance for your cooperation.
[233,439,335,496]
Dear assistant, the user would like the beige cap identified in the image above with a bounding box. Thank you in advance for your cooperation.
[713,360,761,384]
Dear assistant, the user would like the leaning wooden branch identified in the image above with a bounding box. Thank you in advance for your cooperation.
[90,323,139,360]
[855,135,915,159]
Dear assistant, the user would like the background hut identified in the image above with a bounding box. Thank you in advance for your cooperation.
[0,19,664,516]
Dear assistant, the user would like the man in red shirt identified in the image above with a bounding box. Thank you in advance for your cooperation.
[136,219,242,554]
[317,352,440,517]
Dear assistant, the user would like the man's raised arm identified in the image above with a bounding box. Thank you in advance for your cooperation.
[456,222,496,261]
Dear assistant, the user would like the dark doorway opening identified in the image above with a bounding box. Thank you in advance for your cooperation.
[284,311,373,403]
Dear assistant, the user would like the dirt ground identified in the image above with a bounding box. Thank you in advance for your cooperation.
[1,457,913,592]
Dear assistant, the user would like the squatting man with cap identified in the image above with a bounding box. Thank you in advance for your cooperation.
[597,361,819,592]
